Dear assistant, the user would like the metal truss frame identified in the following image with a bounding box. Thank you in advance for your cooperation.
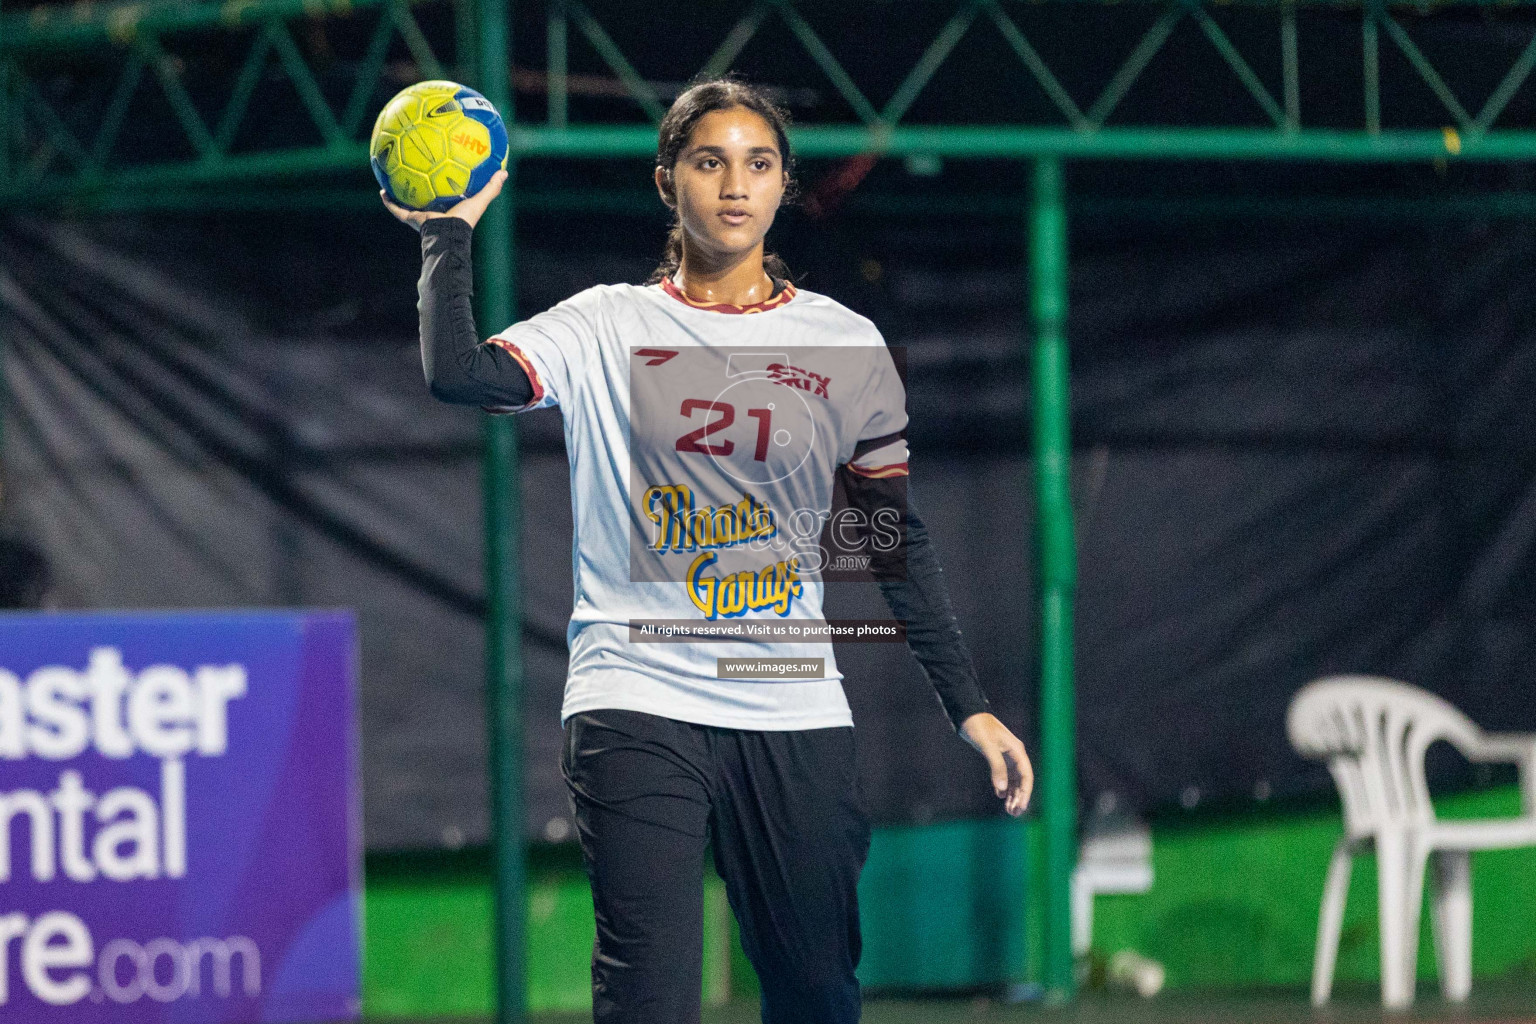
[5,0,1536,207]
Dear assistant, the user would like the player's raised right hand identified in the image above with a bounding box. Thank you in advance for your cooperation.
[381,168,509,233]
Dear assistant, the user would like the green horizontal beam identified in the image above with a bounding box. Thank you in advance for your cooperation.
[31,183,1536,221]
[507,124,1536,162]
[0,141,367,199]
[893,191,1536,221]
[3,124,1533,207]
[783,125,1526,162]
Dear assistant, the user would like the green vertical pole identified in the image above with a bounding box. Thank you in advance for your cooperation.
[1030,156,1077,1003]
[1281,3,1300,132]
[473,0,524,1020]
[547,2,567,127]
[1363,8,1381,135]
[454,0,478,83]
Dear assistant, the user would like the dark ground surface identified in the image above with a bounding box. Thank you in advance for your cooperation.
[375,983,1536,1023]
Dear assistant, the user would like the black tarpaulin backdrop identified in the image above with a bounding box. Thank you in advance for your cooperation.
[3,206,1536,851]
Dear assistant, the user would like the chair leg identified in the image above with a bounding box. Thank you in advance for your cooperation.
[1376,829,1415,1010]
[1431,850,1473,1002]
[1312,840,1353,1007]
[1071,866,1092,959]
[1398,838,1430,1010]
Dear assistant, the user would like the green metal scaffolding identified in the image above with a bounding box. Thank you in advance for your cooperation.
[7,0,1536,1018]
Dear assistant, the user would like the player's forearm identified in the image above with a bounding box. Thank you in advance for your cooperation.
[842,473,992,730]
[879,500,992,731]
[417,216,534,407]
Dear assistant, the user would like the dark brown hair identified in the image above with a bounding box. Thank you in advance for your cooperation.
[648,76,796,285]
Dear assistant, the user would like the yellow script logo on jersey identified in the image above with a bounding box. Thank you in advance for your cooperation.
[686,552,803,620]
[644,484,777,552]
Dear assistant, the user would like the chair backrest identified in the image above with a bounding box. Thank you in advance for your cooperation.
[1286,676,1481,836]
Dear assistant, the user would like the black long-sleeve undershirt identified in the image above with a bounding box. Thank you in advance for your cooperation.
[839,465,991,731]
[418,215,535,408]
[889,502,991,730]
[416,215,991,731]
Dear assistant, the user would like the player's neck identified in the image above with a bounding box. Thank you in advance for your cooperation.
[675,245,776,308]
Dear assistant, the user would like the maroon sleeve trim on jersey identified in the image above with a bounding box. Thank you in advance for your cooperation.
[847,461,910,479]
[485,336,547,409]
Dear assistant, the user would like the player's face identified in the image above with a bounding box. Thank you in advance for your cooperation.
[660,107,787,267]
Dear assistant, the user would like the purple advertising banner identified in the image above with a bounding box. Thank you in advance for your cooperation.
[0,611,361,1023]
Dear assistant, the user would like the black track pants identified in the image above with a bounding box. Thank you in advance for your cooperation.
[562,708,872,1024]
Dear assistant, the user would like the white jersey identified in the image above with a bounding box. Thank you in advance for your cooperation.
[489,278,909,730]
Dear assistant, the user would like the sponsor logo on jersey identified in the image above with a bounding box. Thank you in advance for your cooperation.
[764,362,830,399]
[685,552,803,619]
[644,484,777,552]
[635,348,679,366]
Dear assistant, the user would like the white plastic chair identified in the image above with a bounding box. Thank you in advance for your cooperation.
[1287,676,1536,1010]
[1071,819,1154,959]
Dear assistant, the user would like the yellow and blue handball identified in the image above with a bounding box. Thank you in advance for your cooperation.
[370,80,509,212]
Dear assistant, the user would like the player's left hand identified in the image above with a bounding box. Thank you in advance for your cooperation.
[959,713,1033,817]
[380,168,509,232]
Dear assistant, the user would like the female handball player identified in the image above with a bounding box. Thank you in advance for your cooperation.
[384,76,1033,1024]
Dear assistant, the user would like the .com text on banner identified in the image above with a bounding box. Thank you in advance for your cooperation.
[0,611,361,1023]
